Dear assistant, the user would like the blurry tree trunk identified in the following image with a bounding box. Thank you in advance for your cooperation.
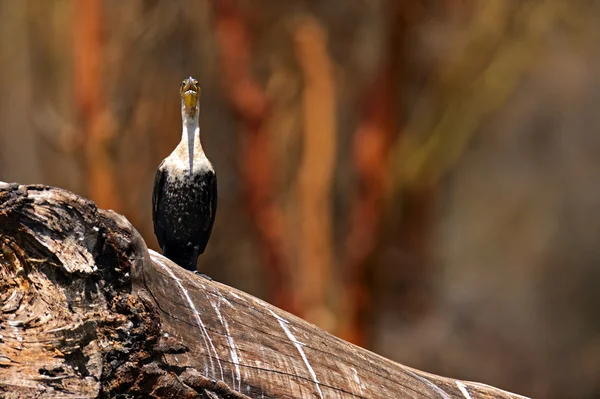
[395,184,438,318]
[0,182,530,399]
[342,1,403,345]
[293,17,337,330]
[211,0,296,313]
[0,2,41,183]
[74,0,120,211]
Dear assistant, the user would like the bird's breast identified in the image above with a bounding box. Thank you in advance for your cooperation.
[157,170,214,242]
[162,150,213,183]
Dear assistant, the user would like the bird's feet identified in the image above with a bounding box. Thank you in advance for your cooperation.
[193,270,213,281]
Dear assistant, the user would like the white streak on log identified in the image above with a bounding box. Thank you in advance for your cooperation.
[456,381,472,399]
[404,369,451,399]
[209,299,235,386]
[221,297,234,308]
[210,296,242,391]
[351,367,364,396]
[268,309,324,399]
[153,254,224,381]
[193,280,244,390]
[468,382,531,399]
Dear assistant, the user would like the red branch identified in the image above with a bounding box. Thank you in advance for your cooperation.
[212,0,296,313]
[74,0,121,212]
[343,5,404,345]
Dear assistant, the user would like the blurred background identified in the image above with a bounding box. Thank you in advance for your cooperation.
[1,1,599,397]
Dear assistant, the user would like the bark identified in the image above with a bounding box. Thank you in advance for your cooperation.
[0,182,529,399]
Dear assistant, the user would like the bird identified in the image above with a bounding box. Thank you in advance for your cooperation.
[152,77,217,271]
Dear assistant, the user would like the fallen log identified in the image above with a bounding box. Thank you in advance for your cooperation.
[0,182,530,399]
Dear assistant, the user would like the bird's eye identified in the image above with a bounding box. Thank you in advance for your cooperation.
[181,81,185,87]
[194,81,198,86]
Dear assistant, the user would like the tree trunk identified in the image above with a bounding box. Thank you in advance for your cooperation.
[0,182,528,399]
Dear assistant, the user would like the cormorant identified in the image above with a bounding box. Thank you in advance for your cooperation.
[152,77,217,271]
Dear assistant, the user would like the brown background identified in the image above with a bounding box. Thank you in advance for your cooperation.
[1,1,599,398]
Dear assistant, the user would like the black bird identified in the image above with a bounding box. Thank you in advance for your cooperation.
[152,77,217,271]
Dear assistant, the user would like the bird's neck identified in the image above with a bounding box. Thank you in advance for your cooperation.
[178,114,204,172]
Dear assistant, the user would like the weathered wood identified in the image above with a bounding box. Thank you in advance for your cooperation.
[0,182,530,399]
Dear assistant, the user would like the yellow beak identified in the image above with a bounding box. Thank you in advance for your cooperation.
[183,90,198,108]
[181,78,200,109]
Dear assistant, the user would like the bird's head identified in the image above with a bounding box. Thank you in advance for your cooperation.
[180,77,201,118]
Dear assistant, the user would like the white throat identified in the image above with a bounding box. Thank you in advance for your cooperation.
[182,115,203,167]
[165,113,211,178]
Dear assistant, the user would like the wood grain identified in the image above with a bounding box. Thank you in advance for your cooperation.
[0,182,530,399]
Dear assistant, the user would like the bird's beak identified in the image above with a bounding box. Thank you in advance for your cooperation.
[182,80,200,109]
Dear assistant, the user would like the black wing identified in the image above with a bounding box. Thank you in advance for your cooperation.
[152,161,166,249]
[198,170,217,254]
